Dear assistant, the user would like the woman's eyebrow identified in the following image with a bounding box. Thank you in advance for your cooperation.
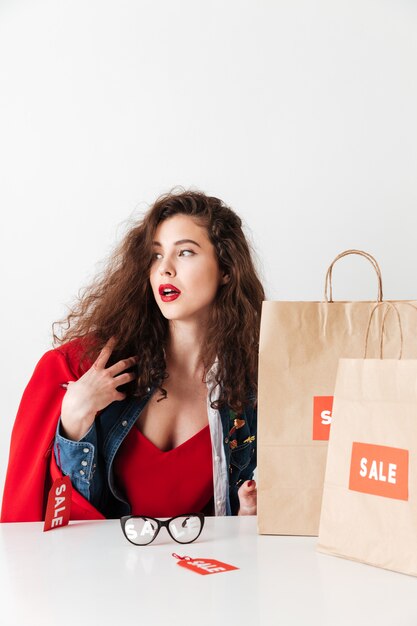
[152,239,201,248]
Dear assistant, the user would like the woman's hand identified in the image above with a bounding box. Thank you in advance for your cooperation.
[237,479,257,515]
[60,338,138,441]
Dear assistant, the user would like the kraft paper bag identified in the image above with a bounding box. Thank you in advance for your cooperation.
[257,250,417,536]
[318,305,417,576]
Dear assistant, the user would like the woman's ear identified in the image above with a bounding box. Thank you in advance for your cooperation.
[221,273,230,285]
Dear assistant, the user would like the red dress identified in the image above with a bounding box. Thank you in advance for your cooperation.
[114,424,214,517]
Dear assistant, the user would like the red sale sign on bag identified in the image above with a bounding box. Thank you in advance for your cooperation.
[312,396,334,440]
[349,442,409,501]
[43,476,72,531]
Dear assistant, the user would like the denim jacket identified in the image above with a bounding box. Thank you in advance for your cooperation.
[54,372,257,517]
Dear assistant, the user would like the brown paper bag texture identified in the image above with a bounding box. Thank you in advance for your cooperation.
[318,307,417,575]
[257,250,417,536]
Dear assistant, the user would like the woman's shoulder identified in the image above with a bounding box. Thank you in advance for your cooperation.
[41,336,95,379]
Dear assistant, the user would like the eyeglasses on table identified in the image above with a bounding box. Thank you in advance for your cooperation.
[120,513,205,546]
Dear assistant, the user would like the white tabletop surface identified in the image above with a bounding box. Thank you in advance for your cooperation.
[1,516,416,626]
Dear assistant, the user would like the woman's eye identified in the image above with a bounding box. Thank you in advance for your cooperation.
[152,249,194,260]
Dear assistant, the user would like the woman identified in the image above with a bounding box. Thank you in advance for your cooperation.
[1,189,264,522]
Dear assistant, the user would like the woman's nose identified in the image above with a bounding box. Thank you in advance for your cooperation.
[159,260,176,277]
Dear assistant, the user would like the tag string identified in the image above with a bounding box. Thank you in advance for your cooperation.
[172,553,191,561]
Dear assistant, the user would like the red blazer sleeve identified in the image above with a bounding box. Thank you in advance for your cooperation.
[1,346,105,522]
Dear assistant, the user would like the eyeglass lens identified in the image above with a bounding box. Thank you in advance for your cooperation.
[168,515,202,543]
[124,515,202,545]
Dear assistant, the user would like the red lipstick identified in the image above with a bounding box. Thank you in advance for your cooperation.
[159,283,181,302]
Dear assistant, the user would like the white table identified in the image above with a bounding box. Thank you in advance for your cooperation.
[1,516,416,626]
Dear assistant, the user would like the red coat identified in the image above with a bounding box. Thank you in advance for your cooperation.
[1,339,105,522]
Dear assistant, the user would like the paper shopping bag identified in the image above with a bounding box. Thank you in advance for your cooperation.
[317,309,417,575]
[257,250,417,536]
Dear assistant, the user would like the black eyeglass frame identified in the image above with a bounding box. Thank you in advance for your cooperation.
[120,513,205,546]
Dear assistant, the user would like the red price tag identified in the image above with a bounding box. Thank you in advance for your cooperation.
[177,558,239,575]
[43,476,72,532]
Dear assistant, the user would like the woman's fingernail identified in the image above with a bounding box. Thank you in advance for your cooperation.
[247,480,254,487]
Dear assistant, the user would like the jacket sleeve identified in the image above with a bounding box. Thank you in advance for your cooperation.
[237,403,257,483]
[1,349,104,522]
[54,418,105,511]
[228,400,257,515]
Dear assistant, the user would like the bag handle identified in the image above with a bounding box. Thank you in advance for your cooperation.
[324,249,383,303]
[364,302,403,359]
[365,301,417,359]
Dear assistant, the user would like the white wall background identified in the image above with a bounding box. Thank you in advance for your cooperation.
[1,0,416,502]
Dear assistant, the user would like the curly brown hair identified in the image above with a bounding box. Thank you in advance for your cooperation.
[53,189,265,415]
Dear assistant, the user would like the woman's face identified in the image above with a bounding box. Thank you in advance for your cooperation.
[149,214,228,323]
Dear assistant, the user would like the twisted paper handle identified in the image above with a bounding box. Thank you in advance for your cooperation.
[324,249,383,303]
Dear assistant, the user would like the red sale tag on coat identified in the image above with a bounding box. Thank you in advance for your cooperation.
[177,558,239,575]
[43,476,72,532]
